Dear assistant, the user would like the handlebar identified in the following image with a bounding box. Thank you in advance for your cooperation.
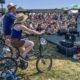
[21,33,46,39]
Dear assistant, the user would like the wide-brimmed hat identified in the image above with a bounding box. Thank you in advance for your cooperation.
[15,13,28,23]
[7,3,16,10]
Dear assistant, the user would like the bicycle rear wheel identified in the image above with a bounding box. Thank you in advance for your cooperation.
[36,55,52,73]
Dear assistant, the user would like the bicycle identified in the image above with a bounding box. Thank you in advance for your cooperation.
[0,57,17,78]
[11,34,52,73]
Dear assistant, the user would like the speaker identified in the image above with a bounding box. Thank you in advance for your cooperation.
[0,0,5,3]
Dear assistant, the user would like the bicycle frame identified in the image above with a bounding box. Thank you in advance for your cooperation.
[38,35,44,56]
[13,34,47,60]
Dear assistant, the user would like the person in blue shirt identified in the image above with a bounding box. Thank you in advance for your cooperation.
[3,3,16,44]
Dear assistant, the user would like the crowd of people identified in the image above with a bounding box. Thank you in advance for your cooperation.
[24,10,79,35]
[0,6,80,35]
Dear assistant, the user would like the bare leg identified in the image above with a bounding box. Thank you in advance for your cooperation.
[21,40,34,58]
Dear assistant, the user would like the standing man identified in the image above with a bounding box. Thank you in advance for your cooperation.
[3,3,16,44]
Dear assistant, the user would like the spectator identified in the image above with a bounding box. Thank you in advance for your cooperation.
[3,3,16,44]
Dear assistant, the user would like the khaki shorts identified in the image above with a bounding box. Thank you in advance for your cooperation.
[11,39,25,48]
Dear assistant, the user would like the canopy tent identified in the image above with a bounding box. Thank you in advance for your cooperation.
[69,10,78,13]
[17,7,25,13]
[67,4,80,14]
[71,4,80,9]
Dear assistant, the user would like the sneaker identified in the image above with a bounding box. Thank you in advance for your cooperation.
[19,60,28,69]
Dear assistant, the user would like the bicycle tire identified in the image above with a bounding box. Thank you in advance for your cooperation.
[36,55,52,73]
[0,57,17,76]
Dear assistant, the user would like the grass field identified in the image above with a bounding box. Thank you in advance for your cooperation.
[16,36,80,80]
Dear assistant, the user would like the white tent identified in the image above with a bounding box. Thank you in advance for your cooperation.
[69,10,78,14]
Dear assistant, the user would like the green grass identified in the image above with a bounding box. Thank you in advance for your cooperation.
[16,36,80,80]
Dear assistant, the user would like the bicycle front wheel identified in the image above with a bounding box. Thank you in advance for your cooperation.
[36,55,52,73]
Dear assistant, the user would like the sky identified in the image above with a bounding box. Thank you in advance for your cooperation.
[1,0,80,9]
